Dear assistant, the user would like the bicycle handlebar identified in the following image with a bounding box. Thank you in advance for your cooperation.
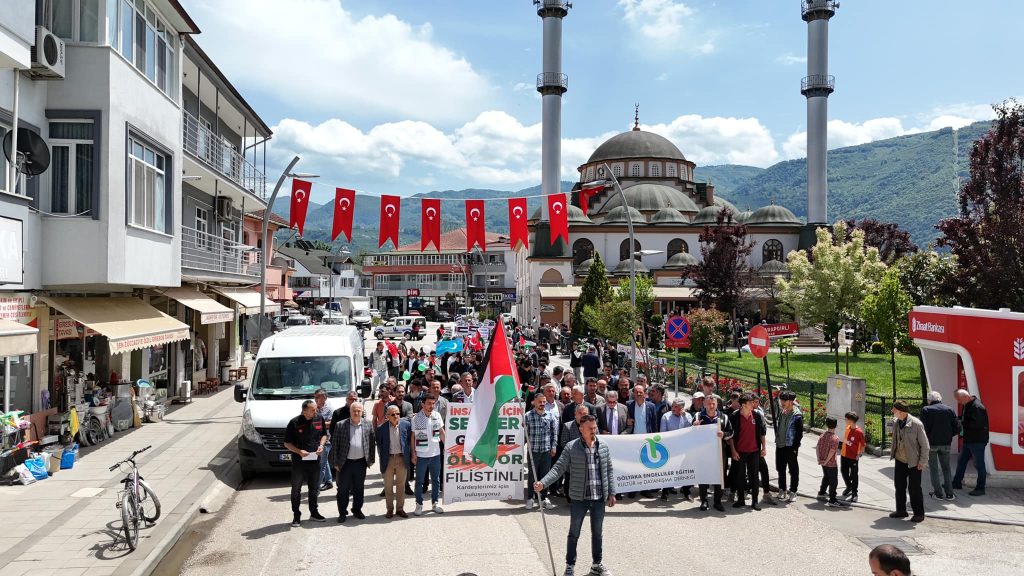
[108,445,153,471]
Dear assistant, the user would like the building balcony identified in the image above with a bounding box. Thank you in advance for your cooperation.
[801,74,835,96]
[183,110,267,202]
[181,225,262,281]
[801,0,838,21]
[536,72,568,95]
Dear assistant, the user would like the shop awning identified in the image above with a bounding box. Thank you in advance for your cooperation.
[40,297,190,354]
[538,285,581,299]
[652,287,697,299]
[211,287,280,315]
[0,318,38,357]
[537,286,697,300]
[162,288,234,325]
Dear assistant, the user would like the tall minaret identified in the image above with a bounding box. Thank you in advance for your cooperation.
[534,0,570,253]
[800,0,837,246]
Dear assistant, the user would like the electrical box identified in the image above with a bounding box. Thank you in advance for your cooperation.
[826,374,866,423]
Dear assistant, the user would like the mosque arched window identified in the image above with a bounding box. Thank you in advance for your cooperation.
[666,164,676,177]
[620,238,642,261]
[650,163,661,177]
[612,165,623,177]
[762,239,784,263]
[573,238,595,266]
[630,163,642,177]
[667,238,688,258]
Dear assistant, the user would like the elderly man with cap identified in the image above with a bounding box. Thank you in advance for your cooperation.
[889,400,930,523]
[688,391,706,418]
[659,398,694,502]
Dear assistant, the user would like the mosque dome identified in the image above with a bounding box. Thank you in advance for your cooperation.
[587,129,686,164]
[598,183,700,215]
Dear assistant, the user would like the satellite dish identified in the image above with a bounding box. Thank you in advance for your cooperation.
[2,127,51,177]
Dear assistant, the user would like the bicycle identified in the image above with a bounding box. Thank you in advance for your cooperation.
[109,446,161,551]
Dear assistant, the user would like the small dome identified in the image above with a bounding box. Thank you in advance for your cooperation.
[567,204,594,225]
[611,258,650,276]
[692,205,726,225]
[759,260,789,276]
[746,204,802,226]
[587,130,686,164]
[713,196,738,214]
[663,251,698,269]
[649,207,688,225]
[598,183,700,214]
[601,205,646,225]
[735,210,753,224]
[575,258,594,275]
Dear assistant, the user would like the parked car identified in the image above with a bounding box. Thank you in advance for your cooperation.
[373,316,428,340]
[500,312,513,325]
[407,309,421,316]
[284,315,312,327]
[368,308,382,319]
[386,309,400,319]
[436,311,452,322]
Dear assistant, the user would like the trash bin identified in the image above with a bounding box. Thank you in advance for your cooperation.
[220,361,230,383]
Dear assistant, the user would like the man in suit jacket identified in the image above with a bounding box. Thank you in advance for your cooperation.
[626,384,658,497]
[560,386,597,427]
[330,402,376,522]
[596,390,631,436]
[375,404,412,518]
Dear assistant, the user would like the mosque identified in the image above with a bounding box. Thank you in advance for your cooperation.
[514,117,804,328]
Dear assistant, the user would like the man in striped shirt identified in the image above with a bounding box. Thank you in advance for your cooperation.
[525,392,559,510]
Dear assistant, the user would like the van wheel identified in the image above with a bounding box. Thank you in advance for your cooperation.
[374,331,384,340]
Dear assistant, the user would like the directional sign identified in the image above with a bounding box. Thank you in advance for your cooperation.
[748,324,771,359]
[764,322,800,339]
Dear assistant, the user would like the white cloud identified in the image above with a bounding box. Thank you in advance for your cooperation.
[618,0,716,55]
[782,105,996,159]
[656,72,670,81]
[643,115,780,167]
[777,53,807,66]
[184,0,490,123]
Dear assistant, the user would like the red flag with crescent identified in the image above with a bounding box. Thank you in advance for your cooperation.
[332,188,355,241]
[385,339,399,358]
[579,182,604,216]
[379,194,401,248]
[466,200,486,252]
[508,198,529,251]
[547,193,568,246]
[289,179,313,236]
[421,198,441,251]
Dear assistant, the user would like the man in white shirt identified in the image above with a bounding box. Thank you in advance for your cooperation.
[411,395,446,516]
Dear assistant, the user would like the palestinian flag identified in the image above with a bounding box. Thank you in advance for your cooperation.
[463,320,521,467]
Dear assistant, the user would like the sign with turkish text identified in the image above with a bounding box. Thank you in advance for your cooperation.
[443,402,525,504]
[763,322,800,339]
[0,292,38,326]
[665,316,691,349]
[602,425,723,492]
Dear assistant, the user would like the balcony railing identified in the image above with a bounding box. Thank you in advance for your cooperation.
[537,72,568,93]
[801,0,838,20]
[182,225,261,278]
[182,111,267,200]
[801,74,835,95]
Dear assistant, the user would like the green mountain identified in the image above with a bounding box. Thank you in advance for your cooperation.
[693,165,765,198]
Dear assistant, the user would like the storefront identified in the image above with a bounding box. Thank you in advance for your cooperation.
[0,318,39,413]
[210,287,279,356]
[154,287,235,394]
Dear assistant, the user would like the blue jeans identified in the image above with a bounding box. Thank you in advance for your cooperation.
[953,442,987,490]
[566,499,605,567]
[415,455,442,505]
[319,443,333,484]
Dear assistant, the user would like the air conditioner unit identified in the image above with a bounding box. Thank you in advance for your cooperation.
[215,196,233,219]
[30,26,66,80]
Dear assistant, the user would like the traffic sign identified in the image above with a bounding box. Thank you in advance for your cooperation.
[665,316,690,341]
[764,322,799,338]
[665,339,690,349]
[748,325,770,359]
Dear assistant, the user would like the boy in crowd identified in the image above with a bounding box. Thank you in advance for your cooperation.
[841,411,866,502]
[816,416,847,508]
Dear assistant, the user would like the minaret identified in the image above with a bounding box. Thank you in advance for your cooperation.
[800,0,837,247]
[532,0,570,256]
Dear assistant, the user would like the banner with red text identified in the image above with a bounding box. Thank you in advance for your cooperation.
[443,402,525,504]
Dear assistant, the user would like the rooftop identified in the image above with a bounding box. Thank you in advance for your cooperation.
[392,228,512,253]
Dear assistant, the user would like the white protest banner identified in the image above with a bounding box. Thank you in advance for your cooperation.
[442,402,526,504]
[602,424,723,492]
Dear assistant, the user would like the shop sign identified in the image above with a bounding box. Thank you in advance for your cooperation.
[54,318,98,340]
[0,292,38,326]
[201,311,235,325]
[406,288,420,297]
[540,304,555,313]
[0,217,23,285]
[108,328,190,354]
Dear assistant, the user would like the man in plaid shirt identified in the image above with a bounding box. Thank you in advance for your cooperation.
[525,392,559,510]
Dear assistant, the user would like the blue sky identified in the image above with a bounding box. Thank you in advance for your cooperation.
[181,0,1024,202]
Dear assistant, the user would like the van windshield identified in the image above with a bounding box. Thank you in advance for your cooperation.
[251,357,351,399]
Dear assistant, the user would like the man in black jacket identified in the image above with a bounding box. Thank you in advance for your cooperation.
[953,389,989,496]
[728,393,767,510]
[919,391,960,500]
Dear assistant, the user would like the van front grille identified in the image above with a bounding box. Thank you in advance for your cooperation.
[257,428,287,451]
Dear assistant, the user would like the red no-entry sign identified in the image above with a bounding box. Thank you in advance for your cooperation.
[748,325,771,359]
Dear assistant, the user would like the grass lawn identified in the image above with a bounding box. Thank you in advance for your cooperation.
[658,349,924,399]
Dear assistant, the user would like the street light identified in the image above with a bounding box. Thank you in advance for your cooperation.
[258,156,318,342]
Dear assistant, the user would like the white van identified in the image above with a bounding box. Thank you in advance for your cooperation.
[236,325,365,479]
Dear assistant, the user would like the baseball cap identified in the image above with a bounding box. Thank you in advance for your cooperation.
[693,391,705,399]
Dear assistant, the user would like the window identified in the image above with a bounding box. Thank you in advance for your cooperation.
[0,124,29,197]
[572,238,594,266]
[586,167,594,181]
[650,162,661,177]
[127,136,167,233]
[630,163,642,177]
[43,0,101,42]
[0,355,34,412]
[108,0,176,97]
[666,163,677,177]
[620,238,641,262]
[195,207,208,248]
[49,121,96,215]
[667,238,688,258]
[763,239,784,263]
[612,164,623,177]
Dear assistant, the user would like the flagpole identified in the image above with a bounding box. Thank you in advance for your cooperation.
[523,420,558,576]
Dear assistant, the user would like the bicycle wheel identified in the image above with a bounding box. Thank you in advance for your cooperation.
[138,479,161,523]
[121,491,139,551]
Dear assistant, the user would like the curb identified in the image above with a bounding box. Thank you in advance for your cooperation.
[788,489,1024,527]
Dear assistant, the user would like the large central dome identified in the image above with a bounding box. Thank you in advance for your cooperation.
[587,129,687,164]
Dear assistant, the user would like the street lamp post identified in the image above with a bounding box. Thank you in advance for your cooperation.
[258,156,317,343]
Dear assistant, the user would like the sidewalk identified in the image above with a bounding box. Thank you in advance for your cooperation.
[0,385,242,576]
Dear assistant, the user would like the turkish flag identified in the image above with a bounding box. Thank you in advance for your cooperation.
[421,198,441,251]
[508,198,529,251]
[469,330,482,351]
[579,182,604,216]
[466,200,486,252]
[379,194,401,248]
[385,340,399,358]
[289,179,313,236]
[547,193,568,245]
[332,188,355,241]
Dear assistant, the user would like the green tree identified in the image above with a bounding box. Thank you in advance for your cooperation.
[778,221,886,373]
[571,252,611,338]
[862,268,914,400]
[615,274,655,350]
[895,249,960,308]
[582,300,637,345]
[686,307,729,361]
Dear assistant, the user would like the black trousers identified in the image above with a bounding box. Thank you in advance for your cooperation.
[776,446,800,493]
[735,451,760,502]
[337,458,368,517]
[840,456,859,495]
[290,460,320,517]
[894,460,924,516]
[700,452,730,504]
[819,466,838,501]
